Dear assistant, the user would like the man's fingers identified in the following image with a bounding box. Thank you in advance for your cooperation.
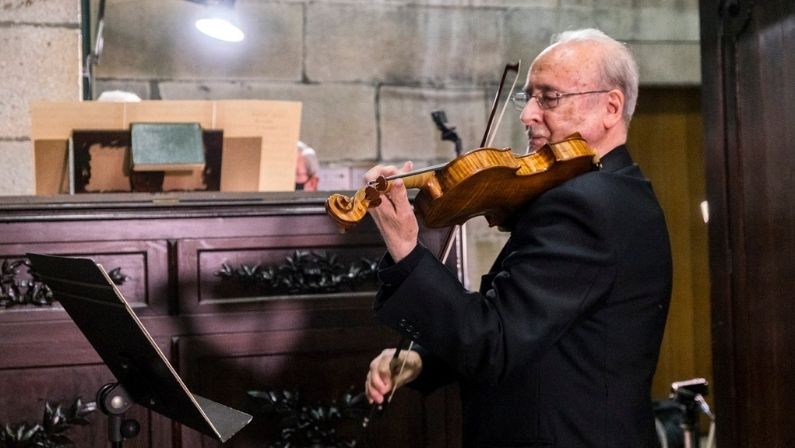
[365,349,397,404]
[365,372,385,404]
[364,161,413,184]
[397,161,414,175]
[364,164,397,184]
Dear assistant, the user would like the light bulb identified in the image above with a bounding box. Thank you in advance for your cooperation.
[195,17,244,42]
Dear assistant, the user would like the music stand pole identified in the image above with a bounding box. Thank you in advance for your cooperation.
[97,382,140,448]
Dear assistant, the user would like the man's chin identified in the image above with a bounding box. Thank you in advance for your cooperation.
[528,137,548,152]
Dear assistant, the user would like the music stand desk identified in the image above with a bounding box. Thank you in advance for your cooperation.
[27,253,252,444]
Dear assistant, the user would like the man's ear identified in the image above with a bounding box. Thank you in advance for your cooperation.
[603,89,625,129]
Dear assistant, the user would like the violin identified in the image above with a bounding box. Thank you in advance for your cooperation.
[325,132,597,232]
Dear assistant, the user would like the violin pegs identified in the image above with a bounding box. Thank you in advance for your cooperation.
[364,185,382,207]
[373,176,389,192]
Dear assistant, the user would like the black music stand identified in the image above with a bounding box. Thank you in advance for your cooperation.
[26,253,252,446]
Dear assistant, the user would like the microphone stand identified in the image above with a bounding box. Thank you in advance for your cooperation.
[431,110,462,156]
[670,378,714,448]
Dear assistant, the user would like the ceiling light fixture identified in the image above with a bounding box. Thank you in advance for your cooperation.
[187,0,245,43]
[195,16,245,42]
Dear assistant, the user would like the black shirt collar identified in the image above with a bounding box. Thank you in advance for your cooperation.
[598,144,633,172]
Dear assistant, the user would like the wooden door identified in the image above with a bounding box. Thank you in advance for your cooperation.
[700,1,795,446]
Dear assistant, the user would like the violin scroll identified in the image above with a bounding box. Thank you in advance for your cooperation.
[325,176,388,232]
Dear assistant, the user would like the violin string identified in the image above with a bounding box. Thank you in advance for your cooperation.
[376,162,446,184]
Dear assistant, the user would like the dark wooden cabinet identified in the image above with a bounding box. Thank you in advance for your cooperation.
[0,193,462,447]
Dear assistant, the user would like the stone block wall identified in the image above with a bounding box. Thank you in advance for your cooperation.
[0,0,81,195]
[0,0,700,195]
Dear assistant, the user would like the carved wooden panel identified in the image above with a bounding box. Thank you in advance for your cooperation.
[0,365,172,447]
[0,194,463,447]
[0,240,169,323]
[177,234,384,314]
[0,324,173,447]
[174,326,453,448]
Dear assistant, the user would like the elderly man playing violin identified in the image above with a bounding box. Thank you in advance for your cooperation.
[363,28,672,447]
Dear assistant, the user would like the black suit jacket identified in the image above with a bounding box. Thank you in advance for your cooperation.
[375,146,672,447]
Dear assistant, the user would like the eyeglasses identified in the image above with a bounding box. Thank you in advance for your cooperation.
[510,89,610,110]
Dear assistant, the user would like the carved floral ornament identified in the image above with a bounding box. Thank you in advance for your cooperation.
[0,397,96,446]
[246,387,369,447]
[215,250,379,295]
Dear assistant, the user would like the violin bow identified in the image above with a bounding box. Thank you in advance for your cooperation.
[433,61,522,289]
[374,63,521,188]
[361,207,464,429]
[480,61,521,148]
[361,340,415,428]
[361,62,523,431]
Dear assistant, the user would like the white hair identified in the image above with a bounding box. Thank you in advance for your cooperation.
[549,29,639,125]
[297,141,319,176]
[97,90,142,102]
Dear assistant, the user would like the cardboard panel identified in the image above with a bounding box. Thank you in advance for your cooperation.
[125,101,215,128]
[33,139,70,194]
[30,100,302,194]
[220,137,262,192]
[30,102,125,140]
[215,100,302,192]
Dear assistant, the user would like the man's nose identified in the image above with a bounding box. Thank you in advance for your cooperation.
[519,98,543,125]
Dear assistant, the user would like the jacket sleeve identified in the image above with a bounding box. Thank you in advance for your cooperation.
[375,246,459,392]
[374,184,617,386]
